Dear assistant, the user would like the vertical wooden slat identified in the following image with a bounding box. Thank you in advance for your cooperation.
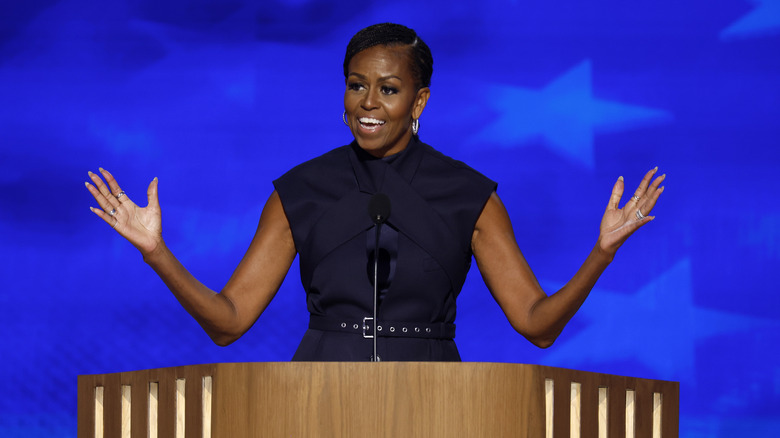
[570,382,581,438]
[625,389,636,438]
[121,385,131,438]
[598,387,608,438]
[94,386,104,438]
[653,393,663,438]
[175,378,186,438]
[202,376,213,438]
[148,382,159,438]
[546,379,554,438]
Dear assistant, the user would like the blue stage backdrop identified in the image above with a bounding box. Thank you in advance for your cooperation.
[1,1,778,436]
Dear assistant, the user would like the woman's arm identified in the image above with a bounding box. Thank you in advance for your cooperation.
[472,169,665,348]
[143,190,295,346]
[86,169,296,346]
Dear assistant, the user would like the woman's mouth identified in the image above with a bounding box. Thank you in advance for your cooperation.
[358,117,386,132]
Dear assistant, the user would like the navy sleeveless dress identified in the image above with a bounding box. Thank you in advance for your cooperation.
[273,137,496,361]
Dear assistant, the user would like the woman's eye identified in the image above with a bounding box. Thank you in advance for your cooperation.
[381,86,398,95]
[347,82,364,91]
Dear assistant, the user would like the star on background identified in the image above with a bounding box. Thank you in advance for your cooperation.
[721,0,780,40]
[474,60,672,168]
[538,259,777,381]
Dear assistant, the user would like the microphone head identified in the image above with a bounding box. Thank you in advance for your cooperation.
[368,193,391,225]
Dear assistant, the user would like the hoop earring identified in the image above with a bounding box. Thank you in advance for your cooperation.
[342,111,349,126]
[412,118,419,135]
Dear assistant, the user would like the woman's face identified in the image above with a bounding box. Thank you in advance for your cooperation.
[344,45,430,158]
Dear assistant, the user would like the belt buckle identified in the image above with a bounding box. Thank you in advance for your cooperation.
[362,317,374,339]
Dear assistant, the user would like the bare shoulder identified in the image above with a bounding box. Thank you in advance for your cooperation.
[251,190,294,252]
[472,192,514,252]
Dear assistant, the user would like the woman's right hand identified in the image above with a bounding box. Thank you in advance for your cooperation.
[86,168,162,256]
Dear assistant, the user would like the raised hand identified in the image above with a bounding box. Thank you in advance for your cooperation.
[598,167,666,255]
[85,168,162,256]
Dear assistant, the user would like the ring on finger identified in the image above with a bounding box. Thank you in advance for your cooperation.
[116,191,126,200]
[635,209,646,220]
[631,195,640,202]
[108,208,117,217]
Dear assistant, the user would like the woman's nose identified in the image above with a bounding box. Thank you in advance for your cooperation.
[361,87,379,110]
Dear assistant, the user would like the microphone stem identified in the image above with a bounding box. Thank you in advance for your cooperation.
[372,223,380,362]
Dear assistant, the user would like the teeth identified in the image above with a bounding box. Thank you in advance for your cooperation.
[359,117,385,125]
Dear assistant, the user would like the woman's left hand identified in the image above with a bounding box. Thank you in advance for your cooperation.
[598,167,665,255]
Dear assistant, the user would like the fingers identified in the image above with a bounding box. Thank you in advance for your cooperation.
[89,204,119,228]
[87,170,120,209]
[632,169,665,220]
[99,167,132,204]
[606,176,625,212]
[608,167,665,224]
[85,176,117,212]
[628,214,653,234]
[85,179,119,227]
[644,172,665,200]
[637,175,665,218]
[627,167,656,206]
[85,168,133,230]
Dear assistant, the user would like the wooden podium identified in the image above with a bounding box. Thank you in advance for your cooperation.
[78,362,678,437]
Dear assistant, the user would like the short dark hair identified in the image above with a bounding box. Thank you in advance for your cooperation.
[343,23,433,89]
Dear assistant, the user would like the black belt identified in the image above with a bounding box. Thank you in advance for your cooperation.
[308,315,456,340]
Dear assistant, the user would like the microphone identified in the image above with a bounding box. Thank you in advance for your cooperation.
[367,193,391,361]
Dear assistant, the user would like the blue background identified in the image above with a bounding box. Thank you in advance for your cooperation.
[1,0,779,436]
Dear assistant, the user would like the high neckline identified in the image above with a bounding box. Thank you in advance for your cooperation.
[349,136,424,194]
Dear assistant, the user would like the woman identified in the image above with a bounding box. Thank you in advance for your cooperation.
[85,23,664,361]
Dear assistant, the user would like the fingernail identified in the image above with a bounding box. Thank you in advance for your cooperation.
[154,177,158,181]
[99,167,104,172]
[88,171,93,176]
[653,166,658,172]
[89,206,94,212]
[85,181,90,187]
[618,176,624,181]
